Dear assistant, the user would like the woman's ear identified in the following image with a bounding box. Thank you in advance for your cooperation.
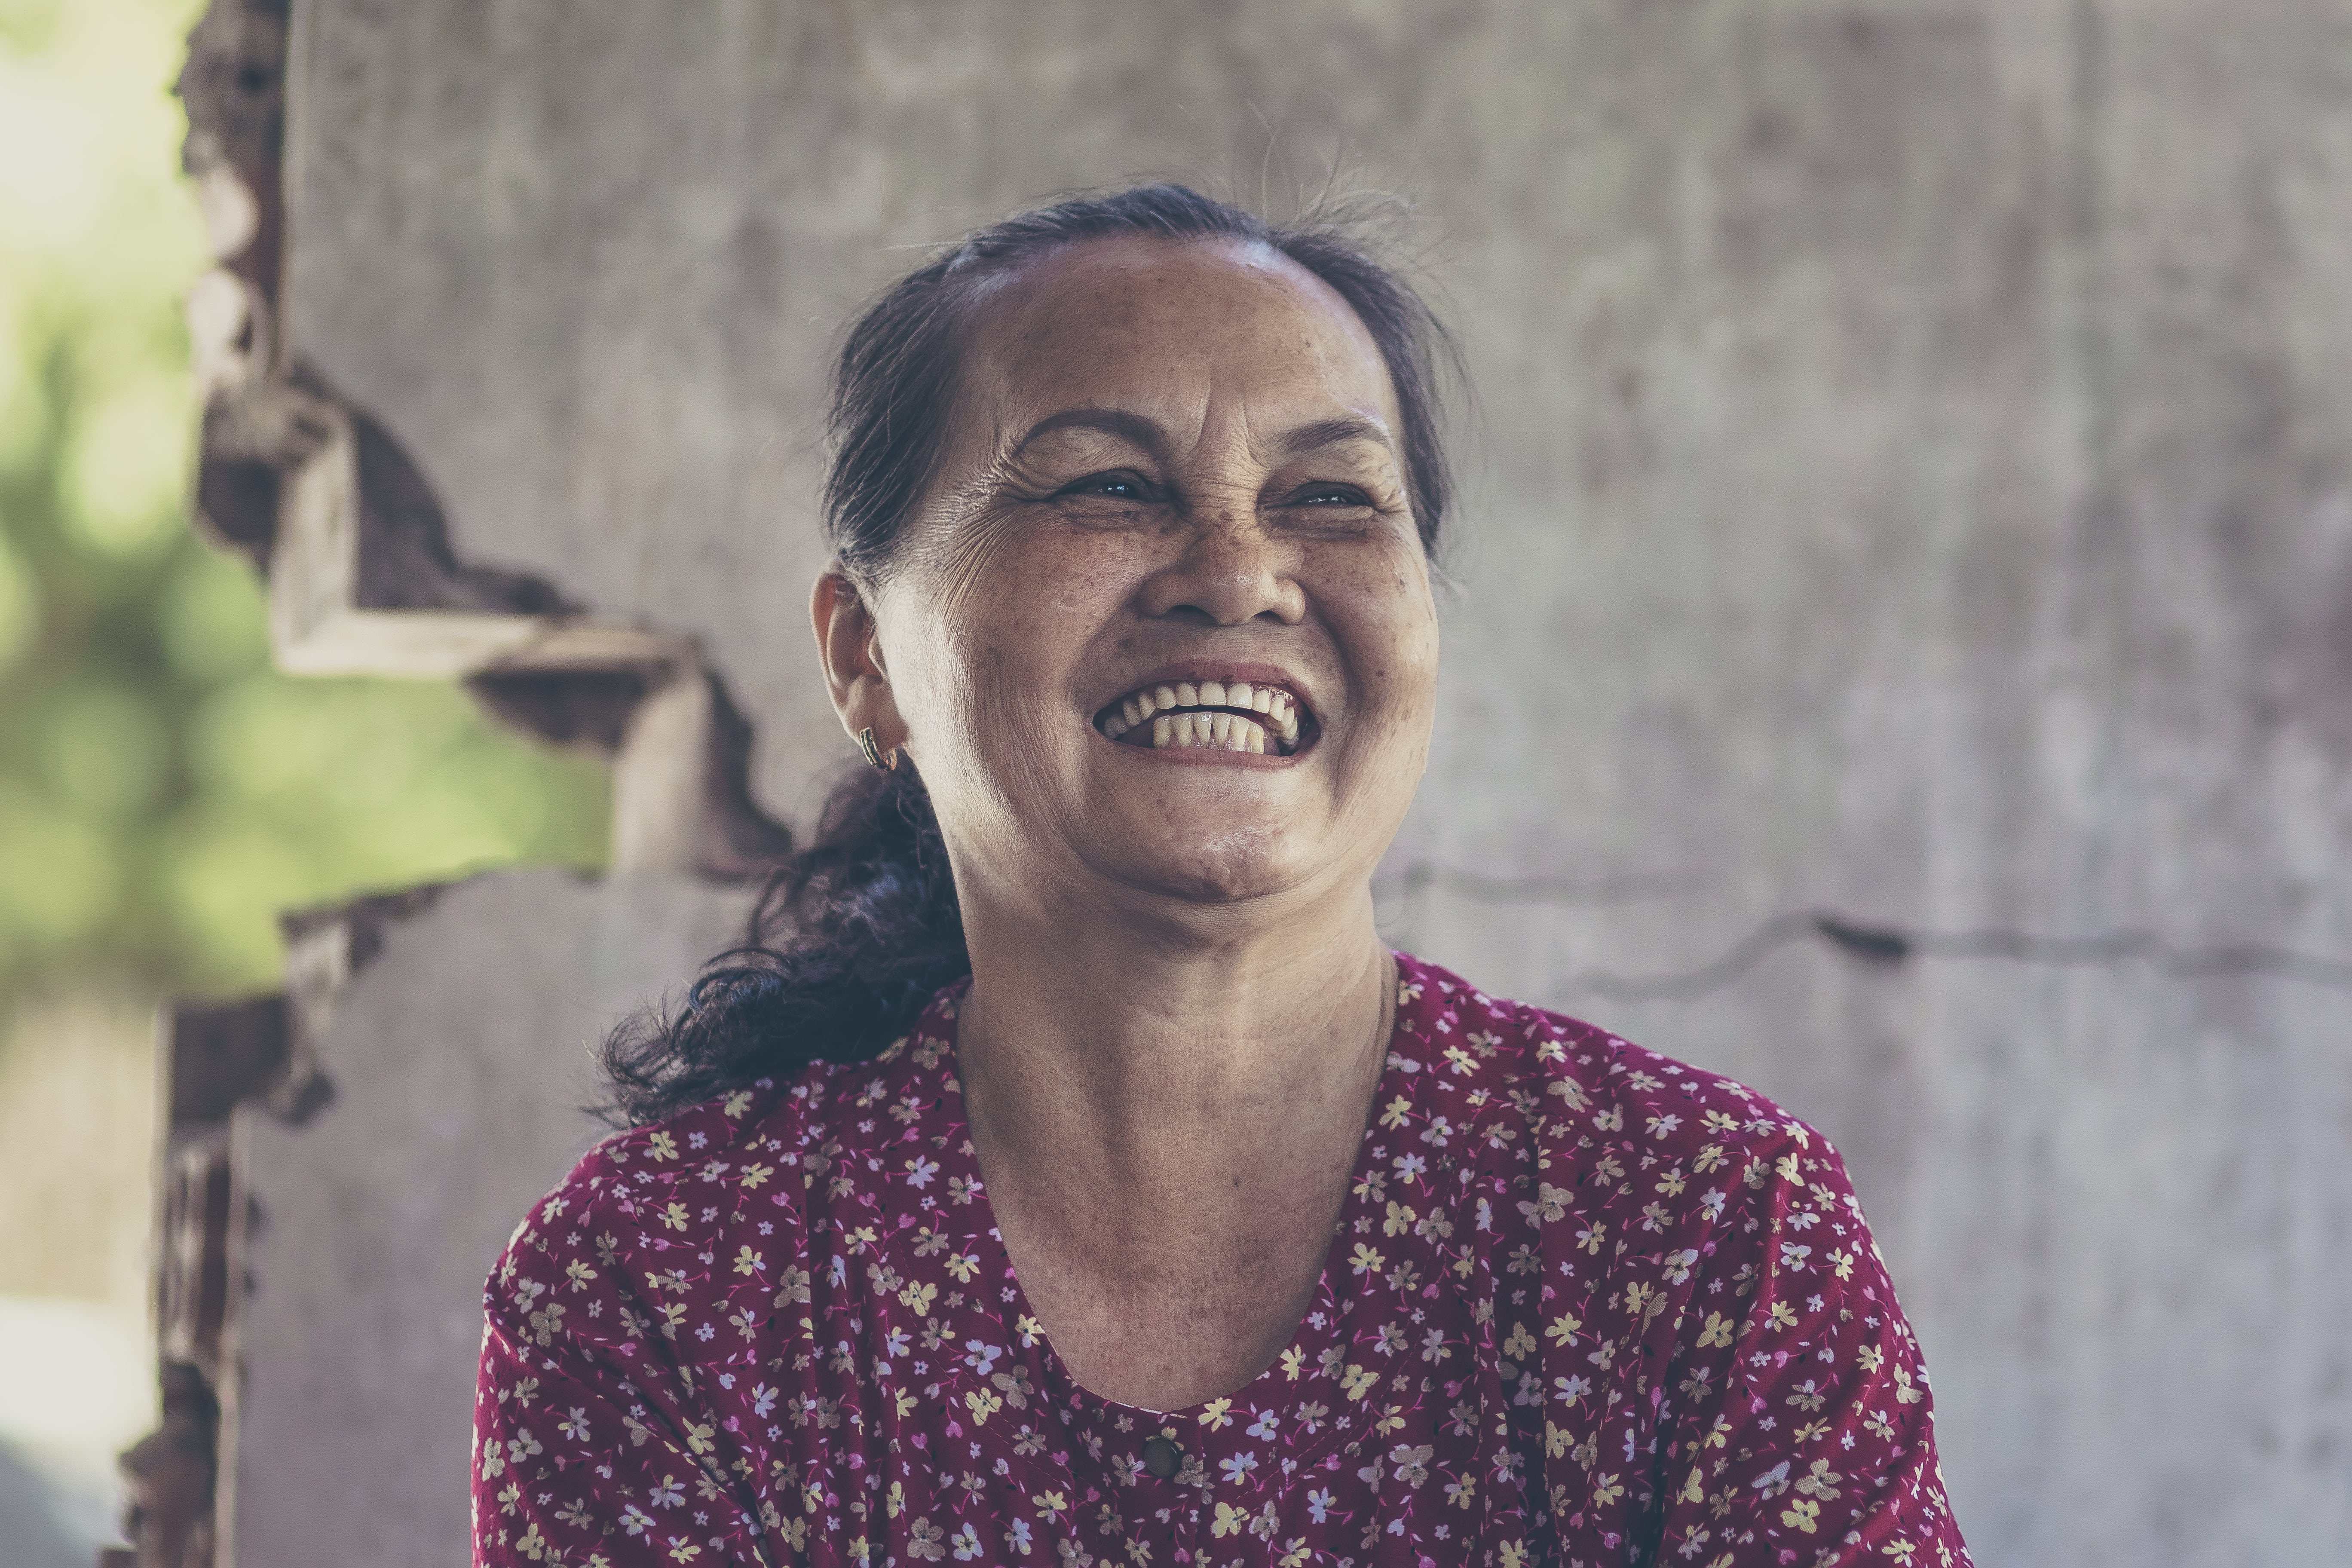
[811,570,904,754]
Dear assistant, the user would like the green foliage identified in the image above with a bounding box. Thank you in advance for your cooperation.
[0,0,609,1004]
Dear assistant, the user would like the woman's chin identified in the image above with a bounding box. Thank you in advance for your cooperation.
[1089,827,1319,909]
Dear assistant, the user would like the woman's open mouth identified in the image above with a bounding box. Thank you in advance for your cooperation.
[1093,679,1312,756]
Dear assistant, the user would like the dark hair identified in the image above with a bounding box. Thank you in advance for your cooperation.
[601,182,1461,1124]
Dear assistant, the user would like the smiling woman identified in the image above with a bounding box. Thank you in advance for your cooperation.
[471,187,1971,1568]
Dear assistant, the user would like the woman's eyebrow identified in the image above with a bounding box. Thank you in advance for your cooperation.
[1008,407,1163,459]
[1273,415,1395,457]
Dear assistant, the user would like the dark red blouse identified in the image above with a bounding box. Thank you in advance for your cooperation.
[474,952,1969,1567]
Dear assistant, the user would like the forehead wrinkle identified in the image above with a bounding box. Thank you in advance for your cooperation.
[947,235,1403,499]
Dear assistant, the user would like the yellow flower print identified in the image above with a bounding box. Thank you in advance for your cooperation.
[1340,1363,1379,1401]
[1519,1182,1570,1224]
[734,1246,763,1276]
[899,1280,938,1316]
[1780,1498,1822,1534]
[1546,1312,1582,1346]
[527,1302,568,1347]
[1198,1398,1234,1429]
[1502,1322,1537,1360]
[1281,1541,1312,1568]
[1498,1543,1529,1568]
[944,1252,980,1285]
[515,1522,548,1561]
[1766,1300,1800,1331]
[1544,1421,1570,1459]
[1774,1152,1806,1187]
[721,1089,753,1118]
[1593,1473,1625,1507]
[1212,1501,1249,1537]
[1575,1221,1607,1255]
[1384,1201,1417,1237]
[1795,1458,1842,1500]
[1032,1490,1068,1521]
[965,1387,1002,1424]
[661,1201,690,1232]
[646,1131,679,1161]
[1697,1311,1735,1349]
[1679,1466,1704,1504]
[1693,1142,1727,1173]
[1280,1346,1305,1380]
[1348,1243,1385,1276]
[1379,1095,1412,1130]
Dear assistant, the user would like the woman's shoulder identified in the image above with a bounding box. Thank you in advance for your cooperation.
[1394,950,1850,1197]
[483,1054,881,1333]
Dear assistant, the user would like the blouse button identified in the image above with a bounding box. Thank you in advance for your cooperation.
[1142,1434,1182,1479]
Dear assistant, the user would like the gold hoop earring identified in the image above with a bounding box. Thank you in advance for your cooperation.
[857,727,897,772]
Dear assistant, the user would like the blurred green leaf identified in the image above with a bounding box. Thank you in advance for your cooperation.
[0,0,612,1008]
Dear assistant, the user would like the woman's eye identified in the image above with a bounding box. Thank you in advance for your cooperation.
[1062,472,1150,501]
[1289,484,1372,507]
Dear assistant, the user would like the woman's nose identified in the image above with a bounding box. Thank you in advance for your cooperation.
[1136,510,1308,627]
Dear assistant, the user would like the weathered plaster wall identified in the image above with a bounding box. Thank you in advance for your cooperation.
[222,873,755,1568]
[200,1,2352,1562]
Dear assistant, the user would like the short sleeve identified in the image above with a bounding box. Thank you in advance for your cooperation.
[471,1173,776,1567]
[1642,1129,1968,1567]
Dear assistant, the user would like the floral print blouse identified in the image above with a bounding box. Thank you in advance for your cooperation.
[474,953,1970,1568]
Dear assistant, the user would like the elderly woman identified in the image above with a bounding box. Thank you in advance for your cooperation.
[472,186,1970,1568]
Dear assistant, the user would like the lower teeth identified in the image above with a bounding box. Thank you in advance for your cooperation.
[1153,712,1272,752]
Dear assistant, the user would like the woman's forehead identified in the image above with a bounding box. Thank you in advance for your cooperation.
[961,236,1397,432]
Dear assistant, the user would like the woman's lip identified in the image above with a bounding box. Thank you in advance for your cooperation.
[1094,682,1310,756]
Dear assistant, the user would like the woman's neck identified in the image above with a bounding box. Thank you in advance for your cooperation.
[950,887,1398,1409]
[953,888,1395,1193]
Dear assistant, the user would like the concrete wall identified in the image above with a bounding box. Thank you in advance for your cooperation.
[182,1,2352,1563]
[223,874,754,1568]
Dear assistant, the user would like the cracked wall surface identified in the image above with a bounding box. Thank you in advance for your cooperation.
[147,1,2352,1564]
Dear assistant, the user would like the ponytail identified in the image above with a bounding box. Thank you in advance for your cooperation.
[599,766,966,1123]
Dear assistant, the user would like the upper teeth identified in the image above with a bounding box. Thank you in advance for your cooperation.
[1098,680,1304,754]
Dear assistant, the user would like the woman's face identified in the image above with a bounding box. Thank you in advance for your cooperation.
[830,235,1439,919]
